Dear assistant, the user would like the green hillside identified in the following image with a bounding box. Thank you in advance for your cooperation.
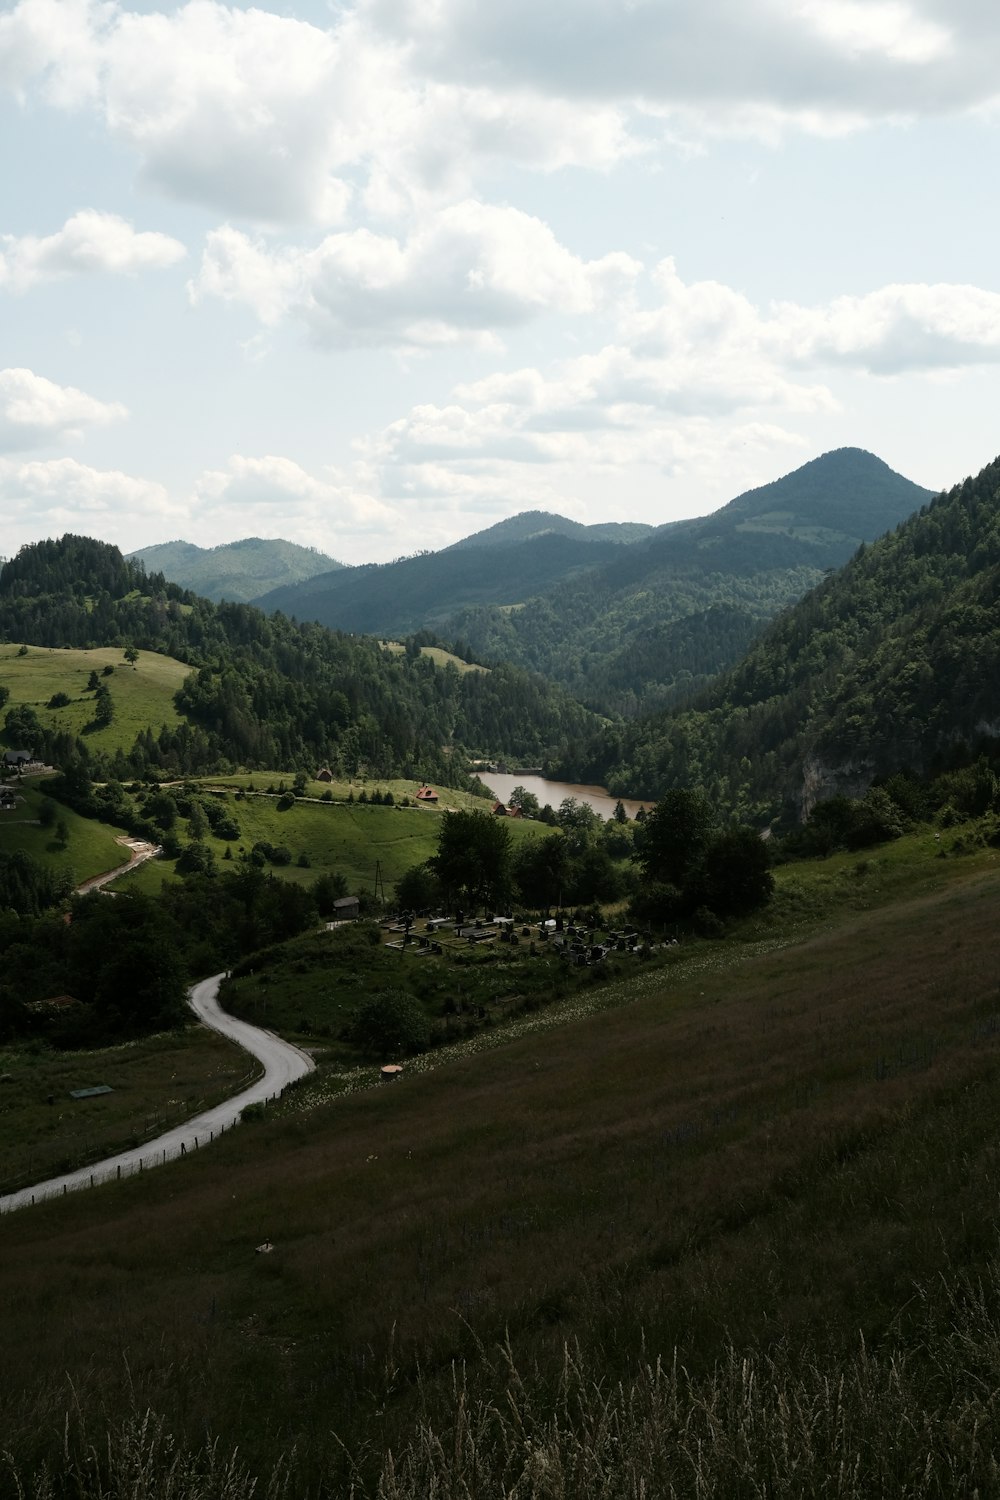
[444,447,933,714]
[253,529,631,634]
[256,448,931,717]
[4,839,1000,1497]
[0,775,131,884]
[0,642,189,756]
[447,508,655,549]
[573,452,1000,816]
[127,537,343,603]
[0,536,598,782]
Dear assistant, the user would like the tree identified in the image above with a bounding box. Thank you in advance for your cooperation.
[187,801,208,840]
[395,862,442,912]
[637,789,715,888]
[123,644,139,669]
[312,870,349,916]
[93,683,114,728]
[4,703,41,744]
[431,809,513,909]
[513,833,568,908]
[509,785,540,818]
[351,988,430,1060]
[693,827,774,919]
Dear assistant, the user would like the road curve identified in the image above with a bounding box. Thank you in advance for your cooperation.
[0,974,315,1215]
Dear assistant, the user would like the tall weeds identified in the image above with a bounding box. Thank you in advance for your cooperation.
[7,1264,1000,1500]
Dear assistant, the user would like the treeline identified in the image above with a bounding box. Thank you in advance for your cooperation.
[562,455,1000,821]
[0,855,341,1048]
[0,537,597,780]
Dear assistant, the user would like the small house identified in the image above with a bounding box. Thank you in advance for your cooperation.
[316,766,334,783]
[416,785,439,802]
[491,801,523,818]
[3,749,32,772]
[333,895,360,921]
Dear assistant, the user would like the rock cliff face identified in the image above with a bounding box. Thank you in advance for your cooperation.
[799,756,873,819]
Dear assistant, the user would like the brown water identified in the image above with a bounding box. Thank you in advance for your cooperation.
[480,773,650,822]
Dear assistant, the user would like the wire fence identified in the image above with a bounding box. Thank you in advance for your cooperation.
[0,1077,288,1215]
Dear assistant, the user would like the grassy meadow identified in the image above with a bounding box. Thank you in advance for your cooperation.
[0,775,132,882]
[0,642,189,754]
[4,844,1000,1494]
[0,1027,258,1194]
[121,777,541,896]
[380,640,487,673]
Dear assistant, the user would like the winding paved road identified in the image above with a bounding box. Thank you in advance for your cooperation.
[0,974,315,1215]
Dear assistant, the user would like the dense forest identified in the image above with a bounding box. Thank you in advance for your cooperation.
[565,455,1000,822]
[0,536,597,782]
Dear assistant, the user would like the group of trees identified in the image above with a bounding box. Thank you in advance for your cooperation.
[0,856,335,1047]
[400,791,773,929]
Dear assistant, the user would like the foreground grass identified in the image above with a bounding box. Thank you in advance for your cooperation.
[0,1027,259,1193]
[3,855,1000,1493]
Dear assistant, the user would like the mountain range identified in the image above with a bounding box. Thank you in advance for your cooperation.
[246,447,932,716]
[566,453,1000,821]
[127,537,343,604]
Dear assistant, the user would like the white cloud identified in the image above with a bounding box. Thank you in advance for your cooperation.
[623,261,1000,377]
[0,210,186,292]
[5,0,993,237]
[360,260,1000,524]
[771,281,1000,373]
[0,368,128,450]
[191,454,399,545]
[191,203,640,348]
[0,0,635,227]
[365,0,997,129]
[0,457,178,546]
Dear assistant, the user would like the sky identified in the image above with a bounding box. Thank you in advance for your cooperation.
[2,0,1000,565]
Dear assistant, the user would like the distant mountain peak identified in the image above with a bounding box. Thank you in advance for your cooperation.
[448,511,655,550]
[127,537,343,604]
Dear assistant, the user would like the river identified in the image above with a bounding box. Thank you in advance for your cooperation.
[480,773,650,822]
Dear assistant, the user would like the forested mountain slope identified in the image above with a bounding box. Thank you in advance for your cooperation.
[566,455,1000,819]
[447,510,655,549]
[253,530,632,635]
[0,537,597,782]
[444,448,933,714]
[127,537,342,603]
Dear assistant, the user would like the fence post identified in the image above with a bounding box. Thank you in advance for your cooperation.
[117,1164,121,1180]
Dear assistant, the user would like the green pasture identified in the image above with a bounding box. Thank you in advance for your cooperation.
[0,643,189,754]
[0,777,131,883]
[0,1026,258,1193]
[123,779,542,896]
[379,641,486,674]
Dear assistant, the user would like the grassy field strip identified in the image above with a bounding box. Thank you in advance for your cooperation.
[0,1026,259,1195]
[0,777,134,882]
[0,975,314,1213]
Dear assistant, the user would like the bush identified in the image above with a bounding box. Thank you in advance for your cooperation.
[351,988,431,1060]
